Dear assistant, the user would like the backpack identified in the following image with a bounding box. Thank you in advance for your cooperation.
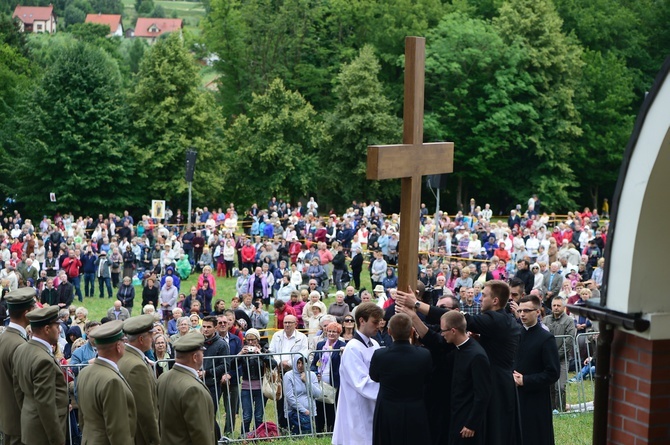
[245,421,279,439]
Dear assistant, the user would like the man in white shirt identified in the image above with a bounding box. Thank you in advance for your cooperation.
[268,314,308,429]
[332,302,385,445]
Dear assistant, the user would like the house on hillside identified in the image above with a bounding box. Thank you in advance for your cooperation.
[12,5,57,34]
[134,18,182,44]
[85,13,123,37]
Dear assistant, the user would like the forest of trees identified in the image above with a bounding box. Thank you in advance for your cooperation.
[1,0,668,217]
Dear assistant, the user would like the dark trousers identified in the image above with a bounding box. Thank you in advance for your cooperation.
[72,275,83,302]
[111,272,120,288]
[315,399,336,433]
[98,277,112,298]
[222,383,240,435]
[275,396,288,429]
[352,269,361,289]
[84,272,95,297]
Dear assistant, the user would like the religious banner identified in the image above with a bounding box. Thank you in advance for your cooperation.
[151,200,166,220]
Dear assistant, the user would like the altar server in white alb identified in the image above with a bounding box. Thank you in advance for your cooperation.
[332,302,384,445]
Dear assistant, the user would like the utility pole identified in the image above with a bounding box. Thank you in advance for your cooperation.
[185,148,197,230]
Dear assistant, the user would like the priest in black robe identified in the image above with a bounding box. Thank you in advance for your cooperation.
[441,310,491,445]
[397,296,458,445]
[370,313,432,445]
[514,295,560,445]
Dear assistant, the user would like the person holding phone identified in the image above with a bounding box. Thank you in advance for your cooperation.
[238,329,274,436]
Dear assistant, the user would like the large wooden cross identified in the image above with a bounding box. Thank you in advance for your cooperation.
[367,36,454,293]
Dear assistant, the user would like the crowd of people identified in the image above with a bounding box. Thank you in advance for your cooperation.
[0,195,605,444]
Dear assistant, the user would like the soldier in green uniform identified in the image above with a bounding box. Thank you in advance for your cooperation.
[157,332,216,445]
[0,288,35,445]
[12,305,69,445]
[119,315,161,445]
[76,320,137,445]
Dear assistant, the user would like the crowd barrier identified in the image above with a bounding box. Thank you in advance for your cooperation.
[552,331,599,415]
[59,350,341,445]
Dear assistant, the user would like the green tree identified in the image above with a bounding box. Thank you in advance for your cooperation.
[137,0,154,15]
[64,0,92,27]
[222,78,329,206]
[9,41,138,215]
[127,33,225,205]
[424,12,531,210]
[322,45,400,206]
[492,0,583,210]
[572,50,634,208]
[0,16,33,118]
[125,37,147,74]
[150,4,166,18]
[203,0,444,116]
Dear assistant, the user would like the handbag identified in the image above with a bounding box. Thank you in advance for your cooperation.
[262,366,283,400]
[315,381,336,404]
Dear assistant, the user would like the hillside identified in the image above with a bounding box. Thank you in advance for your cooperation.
[121,0,205,33]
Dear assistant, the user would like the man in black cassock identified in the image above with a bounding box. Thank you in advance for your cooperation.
[396,294,459,445]
[441,310,491,444]
[514,295,560,445]
[369,313,432,445]
[396,280,521,445]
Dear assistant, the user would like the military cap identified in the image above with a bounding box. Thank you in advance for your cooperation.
[26,305,59,328]
[88,320,124,345]
[122,315,156,335]
[5,287,37,311]
[173,332,206,352]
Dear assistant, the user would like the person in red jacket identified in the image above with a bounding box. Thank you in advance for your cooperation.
[241,239,257,271]
[494,241,510,263]
[62,249,83,302]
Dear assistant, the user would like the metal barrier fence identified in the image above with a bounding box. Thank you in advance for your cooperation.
[553,331,599,414]
[570,331,599,413]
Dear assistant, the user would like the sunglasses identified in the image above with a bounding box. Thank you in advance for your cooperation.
[343,319,354,322]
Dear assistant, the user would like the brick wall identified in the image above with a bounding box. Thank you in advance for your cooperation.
[608,330,670,444]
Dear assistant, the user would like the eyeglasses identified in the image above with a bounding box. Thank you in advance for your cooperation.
[283,321,296,325]
[517,309,537,314]
[440,327,454,333]
[217,321,227,325]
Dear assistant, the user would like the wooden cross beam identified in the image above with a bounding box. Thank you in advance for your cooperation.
[367,36,454,293]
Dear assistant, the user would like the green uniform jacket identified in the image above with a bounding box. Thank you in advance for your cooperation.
[157,364,216,445]
[77,358,137,445]
[12,339,68,445]
[118,345,160,445]
[0,327,27,437]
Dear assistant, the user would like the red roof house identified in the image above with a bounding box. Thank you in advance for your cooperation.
[85,13,123,37]
[134,18,183,43]
[12,5,57,34]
